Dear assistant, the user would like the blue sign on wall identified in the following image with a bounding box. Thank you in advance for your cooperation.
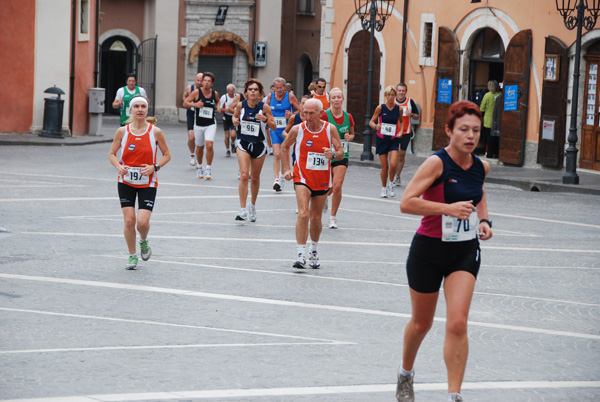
[438,79,452,104]
[504,85,518,111]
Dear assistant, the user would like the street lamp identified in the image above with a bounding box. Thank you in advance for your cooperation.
[354,0,395,161]
[556,0,600,184]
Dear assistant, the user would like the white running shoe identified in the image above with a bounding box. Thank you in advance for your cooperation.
[273,178,282,192]
[189,155,196,167]
[248,204,257,222]
[388,181,396,197]
[393,174,401,187]
[235,208,248,221]
[308,250,320,269]
[205,168,212,180]
[328,215,338,229]
[380,187,388,198]
[292,254,306,269]
[196,167,204,179]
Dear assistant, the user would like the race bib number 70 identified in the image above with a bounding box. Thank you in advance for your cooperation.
[441,213,478,242]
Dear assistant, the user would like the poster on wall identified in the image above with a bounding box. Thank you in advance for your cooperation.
[542,119,555,141]
[437,79,452,104]
[504,85,518,111]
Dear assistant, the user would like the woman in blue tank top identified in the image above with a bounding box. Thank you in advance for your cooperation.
[369,86,404,199]
[232,79,277,223]
[395,101,493,402]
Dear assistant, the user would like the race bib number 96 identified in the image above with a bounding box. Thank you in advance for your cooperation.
[441,213,478,242]
[306,152,328,170]
[240,121,260,136]
[124,167,149,186]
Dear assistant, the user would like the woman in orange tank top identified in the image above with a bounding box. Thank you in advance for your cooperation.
[108,96,171,270]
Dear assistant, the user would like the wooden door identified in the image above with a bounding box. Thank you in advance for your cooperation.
[432,27,460,150]
[347,30,381,143]
[537,36,569,167]
[499,30,532,166]
[580,57,600,170]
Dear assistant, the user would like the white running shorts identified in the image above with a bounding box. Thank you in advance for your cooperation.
[194,124,217,147]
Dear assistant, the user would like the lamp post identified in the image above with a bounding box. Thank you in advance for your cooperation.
[556,0,600,184]
[354,0,395,161]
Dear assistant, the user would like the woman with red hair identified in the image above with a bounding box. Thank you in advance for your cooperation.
[395,101,493,402]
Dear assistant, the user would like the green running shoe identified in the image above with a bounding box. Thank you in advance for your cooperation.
[126,255,138,270]
[139,239,151,261]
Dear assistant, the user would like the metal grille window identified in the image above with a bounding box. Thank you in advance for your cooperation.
[422,22,433,58]
[297,0,314,15]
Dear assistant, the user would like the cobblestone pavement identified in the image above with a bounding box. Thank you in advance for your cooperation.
[0,122,599,401]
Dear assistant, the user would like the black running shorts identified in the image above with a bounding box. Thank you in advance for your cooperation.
[406,233,481,293]
[118,182,157,211]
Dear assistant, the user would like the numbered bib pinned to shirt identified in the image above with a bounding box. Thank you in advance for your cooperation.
[306,152,328,170]
[124,167,149,186]
[274,117,287,129]
[240,121,260,136]
[441,213,478,242]
[380,122,397,136]
[341,140,349,153]
[198,107,214,119]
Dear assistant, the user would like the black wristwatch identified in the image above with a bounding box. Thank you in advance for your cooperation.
[480,219,492,228]
[154,163,160,172]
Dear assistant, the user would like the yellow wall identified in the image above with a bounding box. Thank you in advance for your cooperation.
[327,0,593,146]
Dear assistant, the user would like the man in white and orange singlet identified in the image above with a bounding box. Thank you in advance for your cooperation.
[311,77,330,111]
[108,96,171,270]
[282,99,344,270]
[394,83,419,186]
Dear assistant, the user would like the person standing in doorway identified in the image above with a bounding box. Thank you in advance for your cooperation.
[112,73,147,127]
[182,73,203,166]
[394,83,419,186]
[479,80,500,158]
[183,72,220,180]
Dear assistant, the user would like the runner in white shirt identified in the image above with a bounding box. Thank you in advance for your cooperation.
[220,84,238,157]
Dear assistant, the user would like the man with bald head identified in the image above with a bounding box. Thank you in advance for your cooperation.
[183,73,204,166]
[282,99,344,270]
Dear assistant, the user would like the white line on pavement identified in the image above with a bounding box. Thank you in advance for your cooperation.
[18,231,600,253]
[0,307,352,345]
[2,273,599,340]
[1,380,599,401]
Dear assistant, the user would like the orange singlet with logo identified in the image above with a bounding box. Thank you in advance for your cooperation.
[293,121,333,191]
[118,123,158,188]
[311,91,330,110]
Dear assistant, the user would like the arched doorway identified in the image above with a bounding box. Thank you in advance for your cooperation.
[347,30,380,143]
[468,28,505,106]
[195,40,236,95]
[295,53,314,96]
[100,36,137,114]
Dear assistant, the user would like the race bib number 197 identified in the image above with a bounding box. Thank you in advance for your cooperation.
[124,167,149,186]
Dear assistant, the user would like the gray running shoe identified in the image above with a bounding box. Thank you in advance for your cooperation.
[196,167,204,179]
[235,208,248,221]
[248,204,257,222]
[396,373,415,402]
[226,150,231,157]
[308,250,320,269]
[292,254,306,269]
[388,181,396,197]
[393,174,401,186]
[205,167,212,180]
[448,394,464,402]
[139,239,151,261]
[125,255,138,270]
